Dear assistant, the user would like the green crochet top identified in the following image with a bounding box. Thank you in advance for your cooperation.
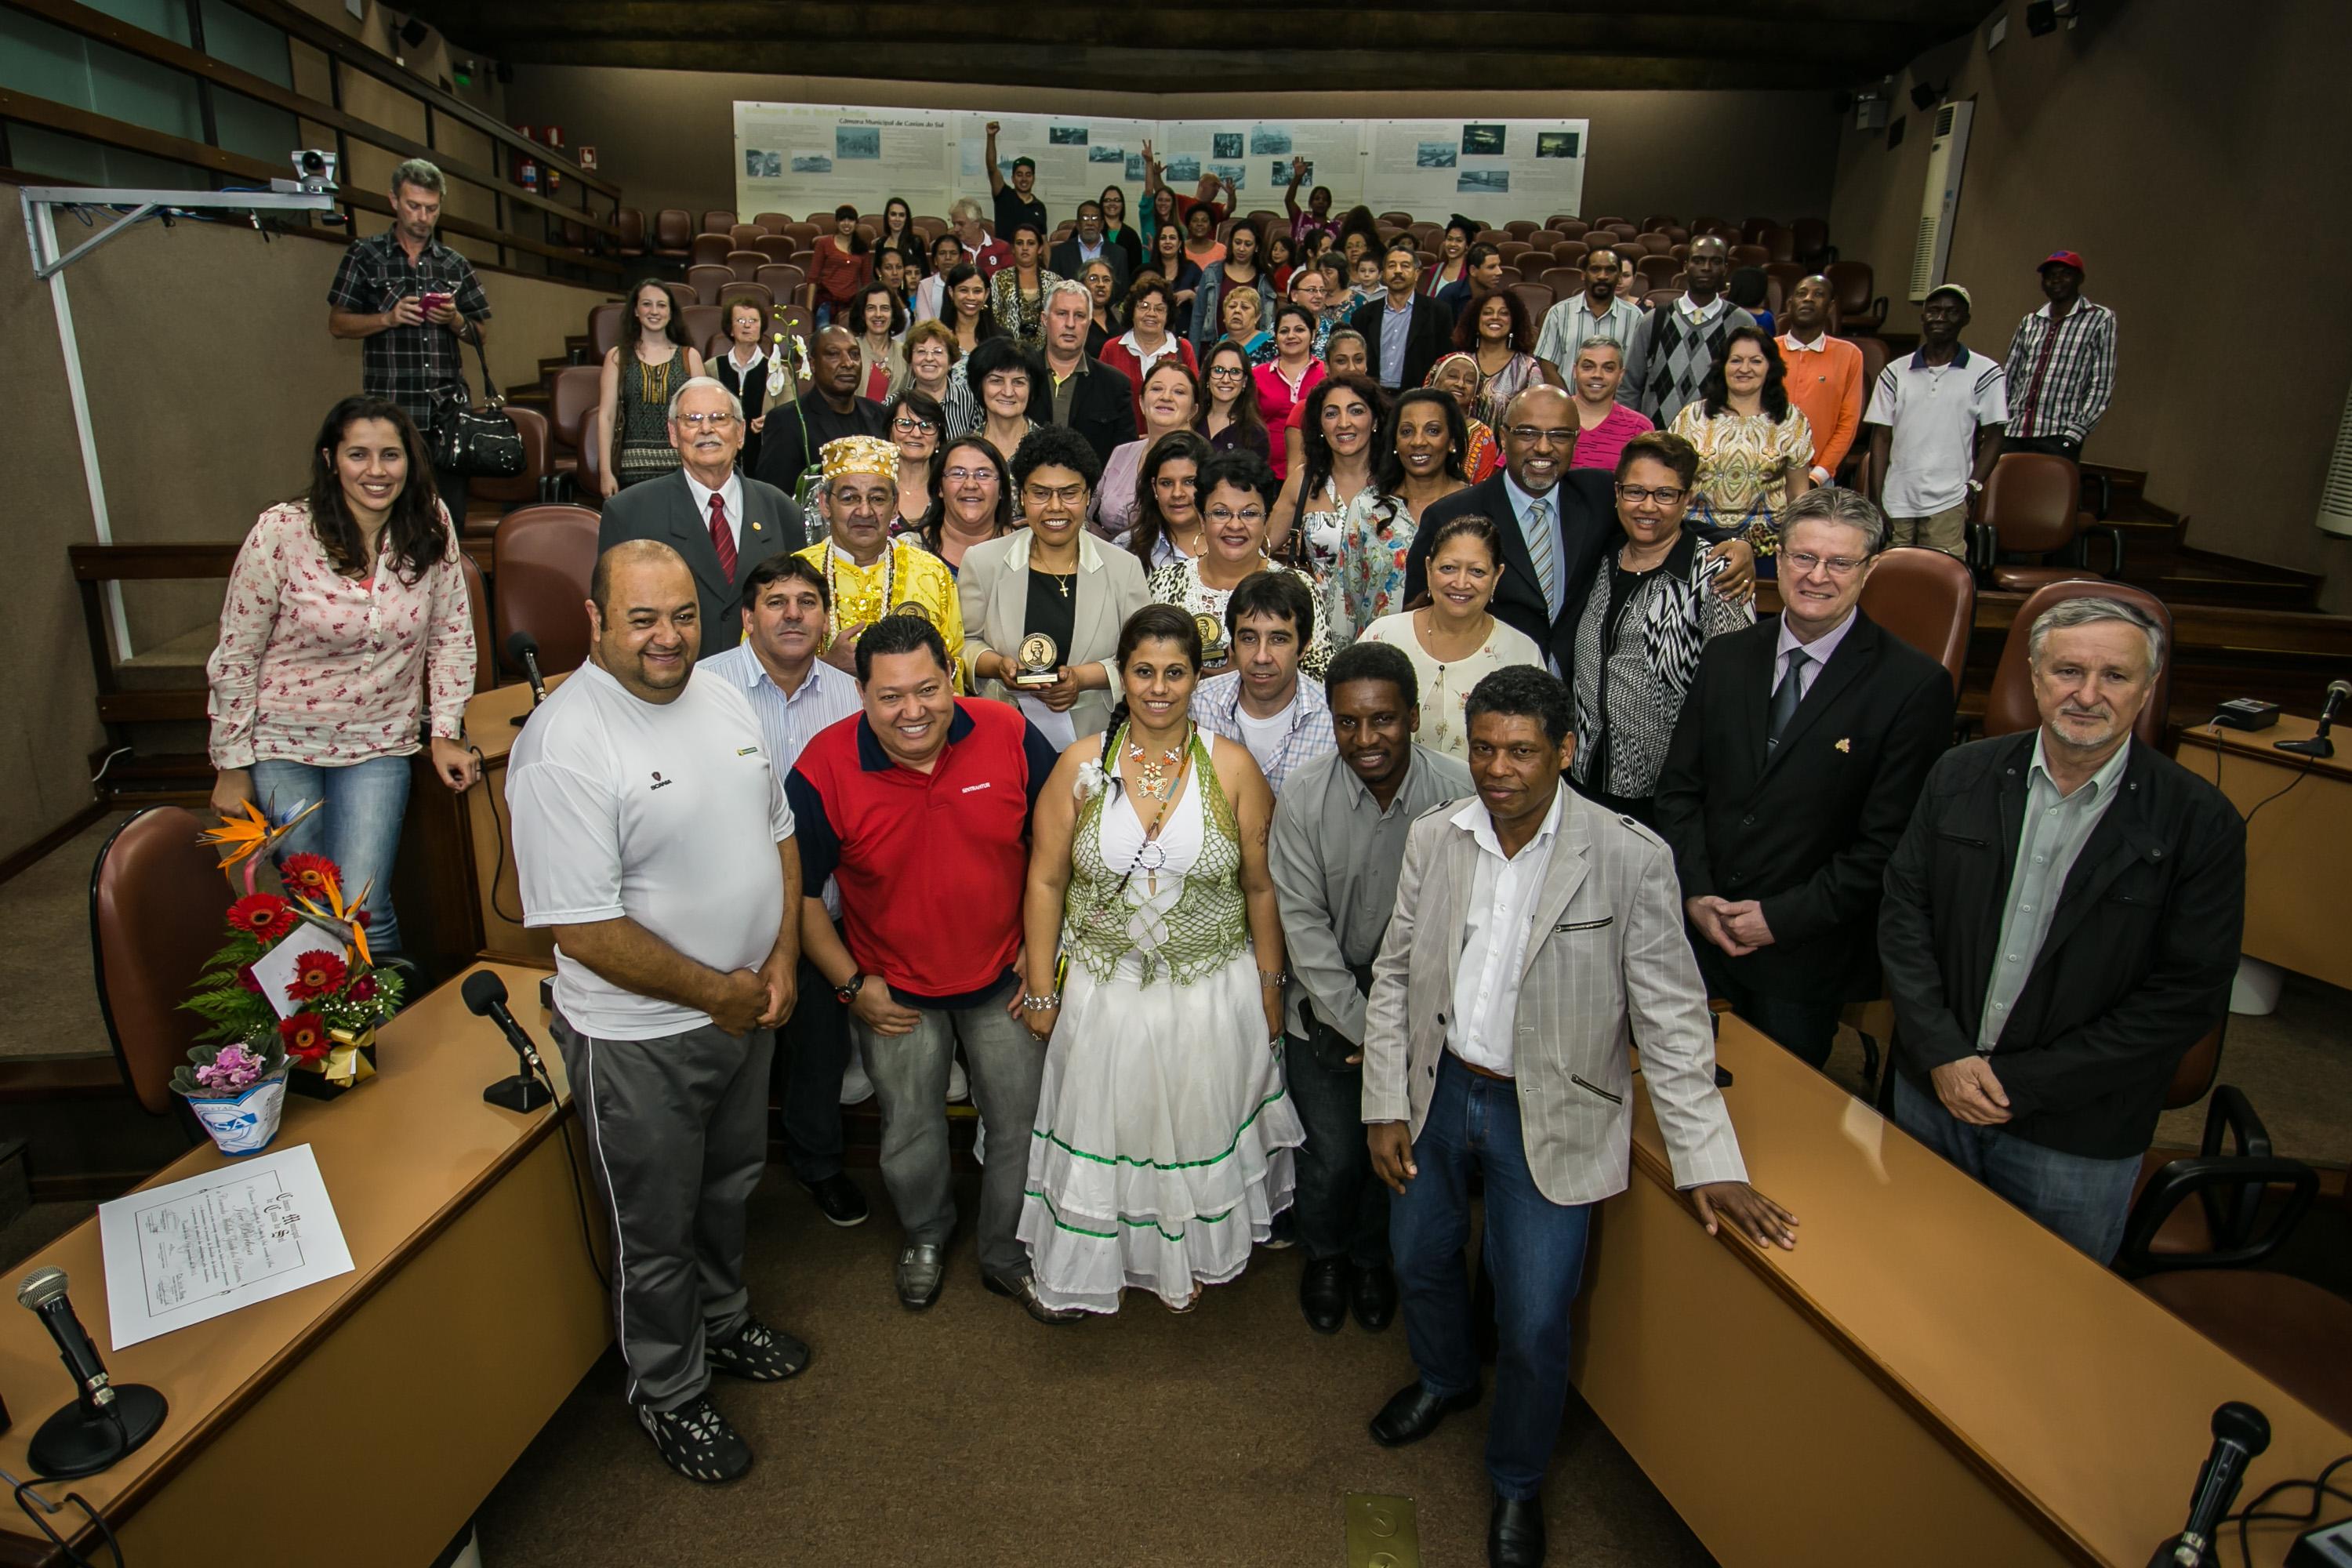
[1061,728,1247,988]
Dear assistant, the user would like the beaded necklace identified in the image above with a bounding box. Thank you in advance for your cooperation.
[826,539,898,626]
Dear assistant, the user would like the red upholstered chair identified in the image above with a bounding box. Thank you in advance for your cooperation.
[1857,545,1975,698]
[546,362,602,497]
[750,234,795,264]
[725,249,765,282]
[1762,226,1798,263]
[1640,212,1678,234]
[1589,216,1627,230]
[652,210,694,262]
[1635,230,1674,255]
[1730,243,1770,270]
[586,302,624,361]
[716,281,773,321]
[1980,579,2173,746]
[1825,260,1885,334]
[657,282,696,323]
[755,263,807,302]
[615,207,647,260]
[1497,241,1534,267]
[1763,260,1807,296]
[727,223,761,250]
[1550,240,1588,268]
[1740,217,1776,243]
[700,210,736,235]
[752,212,790,235]
[1530,230,1567,249]
[457,550,495,694]
[803,209,834,225]
[689,233,731,269]
[1540,267,1585,298]
[1970,453,2124,589]
[1613,236,1653,260]
[90,806,232,1118]
[492,505,601,677]
[784,222,821,249]
[1636,255,1679,289]
[1378,210,1414,226]
[1504,220,1538,238]
[681,304,724,349]
[1508,281,1554,326]
[466,404,552,517]
[685,263,732,306]
[1474,229,1512,247]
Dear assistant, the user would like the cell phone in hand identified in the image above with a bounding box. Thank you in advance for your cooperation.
[420,291,452,316]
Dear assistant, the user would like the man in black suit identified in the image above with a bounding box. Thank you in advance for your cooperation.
[1404,387,1751,676]
[1046,200,1131,296]
[751,325,888,502]
[1024,279,1138,466]
[1878,596,2243,1261]
[598,376,808,662]
[1652,489,1952,1070]
[1350,237,1454,394]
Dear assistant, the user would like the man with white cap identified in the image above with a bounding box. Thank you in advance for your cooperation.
[1864,283,2005,558]
[2001,250,2115,464]
[793,434,965,684]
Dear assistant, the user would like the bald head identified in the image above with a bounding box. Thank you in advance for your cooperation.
[589,540,699,699]
[813,324,859,399]
[1500,385,1575,495]
[590,539,689,617]
[1686,235,1730,300]
[1788,272,1833,332]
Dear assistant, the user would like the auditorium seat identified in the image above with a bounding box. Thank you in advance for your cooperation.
[913,214,948,236]
[1504,220,1538,238]
[1555,220,1588,240]
[784,222,821,248]
[458,552,495,694]
[2138,1263,2352,1436]
[1981,579,2172,747]
[750,234,794,265]
[726,223,761,252]
[466,404,552,520]
[1495,267,1523,289]
[1530,229,1567,249]
[1378,210,1414,227]
[1972,453,2123,590]
[1635,230,1674,254]
[1764,260,1807,296]
[2115,1026,2264,1265]
[752,212,790,235]
[685,263,732,306]
[1791,216,1830,259]
[1497,241,1534,267]
[726,249,765,281]
[1762,226,1798,263]
[586,303,623,361]
[493,506,601,677]
[1508,281,1554,325]
[548,362,601,494]
[716,281,773,321]
[1857,545,1974,696]
[1646,287,1685,310]
[680,303,724,348]
[1474,229,1512,247]
[1603,222,1639,241]
[615,207,647,260]
[701,210,736,236]
[756,263,808,303]
[1550,241,1587,267]
[1636,255,1679,289]
[659,281,696,321]
[1691,215,1730,237]
[689,233,731,269]
[1640,212,1678,234]
[652,209,694,263]
[1613,236,1652,260]
[1740,217,1776,243]
[1589,216,1627,230]
[1730,244,1770,270]
[803,209,833,225]
[1826,260,1886,334]
[1669,243,1691,264]
[1540,267,1585,298]
[89,806,231,1119]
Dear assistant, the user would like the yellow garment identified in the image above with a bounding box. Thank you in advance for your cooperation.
[797,539,967,691]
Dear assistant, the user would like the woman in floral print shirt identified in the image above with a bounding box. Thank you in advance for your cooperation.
[205,397,479,956]
[1330,387,1472,644]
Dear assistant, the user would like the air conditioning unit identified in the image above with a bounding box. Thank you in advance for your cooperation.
[1907,100,1974,302]
[2318,374,2352,537]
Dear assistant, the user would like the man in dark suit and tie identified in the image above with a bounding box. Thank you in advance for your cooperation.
[1405,386,1752,676]
[1652,488,1955,1070]
[599,376,809,662]
[1350,237,1455,394]
[752,325,889,503]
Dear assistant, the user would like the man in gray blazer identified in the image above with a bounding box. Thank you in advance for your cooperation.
[1362,665,1796,1568]
[597,376,811,662]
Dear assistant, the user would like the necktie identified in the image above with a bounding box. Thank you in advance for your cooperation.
[708,492,736,583]
[1767,648,1809,747]
[1524,498,1558,611]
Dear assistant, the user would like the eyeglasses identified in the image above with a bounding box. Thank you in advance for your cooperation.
[1206,365,1247,379]
[1614,484,1686,506]
[1205,506,1266,525]
[1782,550,1867,577]
[1508,426,1577,447]
[1022,482,1088,509]
[942,466,999,484]
[892,415,938,433]
[674,412,739,430]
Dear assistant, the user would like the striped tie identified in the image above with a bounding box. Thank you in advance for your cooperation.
[1524,498,1558,611]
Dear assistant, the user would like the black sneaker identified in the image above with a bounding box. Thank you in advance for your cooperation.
[801,1172,871,1228]
[636,1395,751,1483]
[707,1315,810,1381]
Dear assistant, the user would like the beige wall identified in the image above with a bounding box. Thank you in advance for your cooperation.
[505,67,1840,231]
[1826,0,2352,603]
[2,182,612,861]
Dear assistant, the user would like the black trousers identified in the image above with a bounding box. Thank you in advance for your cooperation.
[775,956,853,1184]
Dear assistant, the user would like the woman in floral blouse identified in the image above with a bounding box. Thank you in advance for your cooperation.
[1668,325,1813,571]
[1331,387,1472,643]
[206,397,480,958]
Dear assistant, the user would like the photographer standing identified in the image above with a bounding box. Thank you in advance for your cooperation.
[327,157,492,524]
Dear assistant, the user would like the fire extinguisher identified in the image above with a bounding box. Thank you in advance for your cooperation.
[542,124,564,194]
[513,124,538,191]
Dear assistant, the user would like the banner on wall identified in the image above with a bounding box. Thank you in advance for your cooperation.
[1152,120,1370,212]
[1359,120,1588,222]
[948,112,1159,214]
[735,103,958,217]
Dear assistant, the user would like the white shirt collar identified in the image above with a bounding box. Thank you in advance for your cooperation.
[1777,605,1859,666]
[684,469,744,521]
[1778,330,1827,354]
[1452,783,1566,861]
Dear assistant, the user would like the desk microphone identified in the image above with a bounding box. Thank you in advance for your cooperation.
[16,1268,166,1479]
[463,971,554,1112]
[507,631,548,726]
[2274,680,2348,760]
[2151,1400,2270,1568]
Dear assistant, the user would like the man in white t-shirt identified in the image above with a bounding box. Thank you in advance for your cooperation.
[506,539,804,1486]
[1189,570,1334,797]
[1864,283,2007,559]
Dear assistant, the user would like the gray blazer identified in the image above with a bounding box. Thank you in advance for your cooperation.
[1361,787,1748,1207]
[596,470,809,661]
[956,529,1149,739]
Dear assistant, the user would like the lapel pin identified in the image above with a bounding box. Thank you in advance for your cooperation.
[1835,737,1851,753]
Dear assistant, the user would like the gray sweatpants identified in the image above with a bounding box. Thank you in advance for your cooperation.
[853,977,1044,1283]
[553,1011,773,1412]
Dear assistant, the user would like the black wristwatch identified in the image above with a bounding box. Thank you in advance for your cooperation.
[834,973,866,1006]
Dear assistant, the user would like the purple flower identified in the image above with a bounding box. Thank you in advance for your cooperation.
[194,1044,267,1094]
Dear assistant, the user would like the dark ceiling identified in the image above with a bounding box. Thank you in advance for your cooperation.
[403,0,1987,93]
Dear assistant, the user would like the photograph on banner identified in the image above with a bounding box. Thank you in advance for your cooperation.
[952,113,1157,217]
[1363,118,1587,219]
[1156,121,1367,212]
[735,102,956,216]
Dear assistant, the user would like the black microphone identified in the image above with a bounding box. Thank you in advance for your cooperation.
[2154,1401,2270,1567]
[507,630,547,725]
[16,1267,167,1478]
[463,971,554,1112]
[2275,680,2349,759]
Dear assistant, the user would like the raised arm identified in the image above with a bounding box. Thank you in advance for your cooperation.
[1283,157,1308,220]
[985,121,1007,198]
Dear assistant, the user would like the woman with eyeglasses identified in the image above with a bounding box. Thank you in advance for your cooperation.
[1144,449,1330,679]
[1099,276,1199,422]
[884,389,945,534]
[1094,360,1202,543]
[895,318,957,408]
[1270,373,1381,581]
[1668,325,1813,572]
[913,231,966,323]
[1425,352,1504,484]
[911,435,1014,574]
[1080,258,1120,358]
[1356,514,1543,762]
[1196,339,1272,462]
[1565,430,1754,822]
[1122,430,1211,568]
[1147,226,1203,339]
[1332,387,1471,642]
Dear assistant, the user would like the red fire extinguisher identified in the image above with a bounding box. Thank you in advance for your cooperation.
[513,124,538,191]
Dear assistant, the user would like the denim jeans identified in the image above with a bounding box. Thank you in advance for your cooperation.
[1284,1031,1388,1268]
[1892,1073,2140,1262]
[249,754,412,957]
[1390,1054,1592,1501]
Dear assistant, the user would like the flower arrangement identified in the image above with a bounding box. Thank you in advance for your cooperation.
[169,1040,289,1099]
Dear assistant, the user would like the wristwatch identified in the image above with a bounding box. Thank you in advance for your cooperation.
[1965,477,1985,495]
[834,974,866,1006]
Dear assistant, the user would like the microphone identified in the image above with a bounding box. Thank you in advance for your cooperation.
[2152,1401,2270,1567]
[463,971,554,1112]
[507,630,547,725]
[16,1267,167,1478]
[2275,680,2348,758]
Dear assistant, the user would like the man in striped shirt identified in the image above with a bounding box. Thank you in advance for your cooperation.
[699,554,872,1229]
[2002,251,2116,463]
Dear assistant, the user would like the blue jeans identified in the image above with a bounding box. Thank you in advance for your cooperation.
[1892,1073,2140,1262]
[1390,1054,1592,1501]
[249,755,412,958]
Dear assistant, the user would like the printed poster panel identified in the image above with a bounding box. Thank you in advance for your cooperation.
[735,102,956,218]
[1361,119,1588,223]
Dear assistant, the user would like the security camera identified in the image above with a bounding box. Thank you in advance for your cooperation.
[290,150,339,193]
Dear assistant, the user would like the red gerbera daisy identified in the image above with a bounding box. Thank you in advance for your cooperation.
[287,949,347,1000]
[226,894,299,943]
[280,1013,331,1063]
[279,853,341,898]
[348,975,379,1004]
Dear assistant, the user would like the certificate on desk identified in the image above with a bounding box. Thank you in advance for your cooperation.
[98,1143,355,1350]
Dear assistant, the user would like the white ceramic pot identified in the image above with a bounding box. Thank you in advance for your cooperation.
[183,1069,289,1156]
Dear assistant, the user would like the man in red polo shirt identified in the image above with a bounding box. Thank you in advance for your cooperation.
[786,615,1076,1324]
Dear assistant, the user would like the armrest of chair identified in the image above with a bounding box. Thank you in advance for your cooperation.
[2117,1151,2318,1277]
[1968,520,1996,577]
[2200,1083,2272,1159]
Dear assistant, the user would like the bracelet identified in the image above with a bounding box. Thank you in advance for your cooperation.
[1022,993,1062,1012]
[1260,969,1287,988]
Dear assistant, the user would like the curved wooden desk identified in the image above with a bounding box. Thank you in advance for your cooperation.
[2176,715,2352,990]
[0,964,607,1568]
[1574,1017,2352,1567]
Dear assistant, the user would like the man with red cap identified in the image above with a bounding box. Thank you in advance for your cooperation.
[2002,251,2115,463]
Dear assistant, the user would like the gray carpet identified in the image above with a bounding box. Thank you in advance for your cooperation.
[0,811,127,1062]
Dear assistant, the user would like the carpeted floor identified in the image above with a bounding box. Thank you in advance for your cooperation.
[0,812,129,1061]
[472,1173,1714,1568]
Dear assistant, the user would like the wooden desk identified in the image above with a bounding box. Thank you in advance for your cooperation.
[459,677,567,966]
[0,964,608,1568]
[1573,1018,2352,1567]
[2176,715,2352,991]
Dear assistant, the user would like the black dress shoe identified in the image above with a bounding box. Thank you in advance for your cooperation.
[801,1172,869,1228]
[1488,1494,1546,1567]
[1298,1257,1349,1334]
[1367,1380,1479,1448]
[1351,1262,1397,1333]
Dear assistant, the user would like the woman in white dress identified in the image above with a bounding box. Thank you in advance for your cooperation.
[1019,604,1301,1315]
[1357,514,1544,761]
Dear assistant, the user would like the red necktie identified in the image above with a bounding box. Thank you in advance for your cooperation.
[708,492,736,583]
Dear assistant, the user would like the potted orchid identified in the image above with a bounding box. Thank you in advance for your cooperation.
[170,1040,292,1156]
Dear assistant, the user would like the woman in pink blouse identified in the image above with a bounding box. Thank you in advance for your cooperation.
[205,397,481,956]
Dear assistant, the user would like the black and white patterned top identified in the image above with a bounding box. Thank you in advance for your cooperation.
[1568,529,1752,800]
[325,230,492,434]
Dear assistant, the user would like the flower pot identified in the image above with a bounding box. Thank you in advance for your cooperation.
[288,1027,378,1101]
[183,1069,289,1156]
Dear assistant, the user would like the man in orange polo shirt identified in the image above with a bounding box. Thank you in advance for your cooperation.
[1777,274,1864,488]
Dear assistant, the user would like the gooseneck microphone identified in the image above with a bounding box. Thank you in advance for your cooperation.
[2275,679,2349,759]
[2151,1400,2270,1568]
[464,971,554,1112]
[507,630,548,725]
[16,1268,167,1479]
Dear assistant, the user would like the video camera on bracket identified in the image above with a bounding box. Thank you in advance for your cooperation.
[287,149,339,194]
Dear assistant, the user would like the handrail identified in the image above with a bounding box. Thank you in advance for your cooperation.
[6,0,616,238]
